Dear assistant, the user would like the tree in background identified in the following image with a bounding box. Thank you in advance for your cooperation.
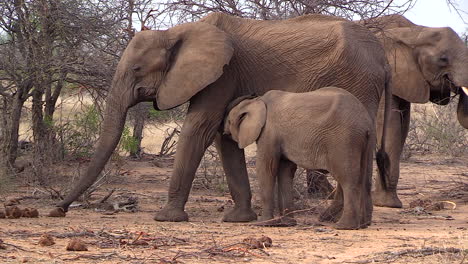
[0,0,423,182]
[0,0,127,177]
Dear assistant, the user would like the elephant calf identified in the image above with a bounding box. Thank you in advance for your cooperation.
[224,87,376,230]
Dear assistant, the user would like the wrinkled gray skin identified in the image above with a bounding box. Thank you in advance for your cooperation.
[224,88,375,230]
[53,13,392,222]
[308,15,468,208]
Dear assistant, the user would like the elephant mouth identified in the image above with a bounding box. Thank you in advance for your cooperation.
[428,75,454,105]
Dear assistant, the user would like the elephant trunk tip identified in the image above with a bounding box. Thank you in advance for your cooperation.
[376,149,390,190]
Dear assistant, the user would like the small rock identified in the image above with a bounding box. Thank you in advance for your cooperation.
[22,208,39,218]
[242,235,272,249]
[5,206,22,219]
[66,238,88,251]
[48,207,66,217]
[259,235,272,247]
[39,234,55,246]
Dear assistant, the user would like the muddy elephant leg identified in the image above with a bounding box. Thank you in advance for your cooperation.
[374,95,410,208]
[215,134,257,222]
[277,159,297,226]
[306,169,334,198]
[319,183,343,223]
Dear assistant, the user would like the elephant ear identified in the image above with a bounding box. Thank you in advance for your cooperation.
[381,27,436,103]
[227,99,267,149]
[156,22,233,110]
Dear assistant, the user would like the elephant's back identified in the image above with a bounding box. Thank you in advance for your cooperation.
[266,89,372,170]
[265,88,372,131]
[202,12,388,119]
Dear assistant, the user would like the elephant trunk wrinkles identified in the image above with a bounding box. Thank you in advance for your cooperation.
[57,92,129,210]
[457,87,468,129]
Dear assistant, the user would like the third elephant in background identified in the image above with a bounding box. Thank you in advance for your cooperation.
[307,15,468,208]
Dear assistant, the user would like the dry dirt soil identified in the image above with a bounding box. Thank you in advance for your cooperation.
[0,153,467,264]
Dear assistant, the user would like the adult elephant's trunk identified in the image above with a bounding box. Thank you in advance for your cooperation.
[57,93,129,211]
[457,87,468,129]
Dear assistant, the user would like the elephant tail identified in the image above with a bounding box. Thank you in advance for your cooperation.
[376,69,392,190]
[376,149,390,190]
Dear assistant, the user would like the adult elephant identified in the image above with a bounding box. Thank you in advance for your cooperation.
[307,14,468,208]
[50,13,392,222]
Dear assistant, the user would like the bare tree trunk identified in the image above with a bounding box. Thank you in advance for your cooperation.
[130,103,145,158]
[6,94,25,167]
[127,0,145,159]
[0,90,27,173]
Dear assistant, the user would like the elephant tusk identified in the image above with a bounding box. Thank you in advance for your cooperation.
[462,87,468,96]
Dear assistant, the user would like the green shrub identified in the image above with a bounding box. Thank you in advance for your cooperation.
[118,126,139,154]
[57,105,101,158]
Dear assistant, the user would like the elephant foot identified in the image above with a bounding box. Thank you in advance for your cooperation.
[254,216,297,227]
[319,202,343,223]
[335,210,371,230]
[335,219,368,230]
[48,207,66,217]
[154,206,189,222]
[223,206,257,222]
[372,190,402,208]
[361,205,373,229]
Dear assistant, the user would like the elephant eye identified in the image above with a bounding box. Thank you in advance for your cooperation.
[438,55,449,67]
[132,65,141,72]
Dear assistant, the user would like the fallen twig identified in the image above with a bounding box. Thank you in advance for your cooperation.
[253,207,318,226]
[61,252,119,261]
[52,231,95,238]
[2,241,36,252]
[349,247,463,263]
[99,189,115,204]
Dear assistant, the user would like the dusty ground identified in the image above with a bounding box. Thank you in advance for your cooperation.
[0,152,467,264]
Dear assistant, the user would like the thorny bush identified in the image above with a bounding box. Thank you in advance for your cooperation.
[403,100,468,159]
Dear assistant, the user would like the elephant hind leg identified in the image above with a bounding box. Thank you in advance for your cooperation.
[334,152,371,230]
[373,96,410,208]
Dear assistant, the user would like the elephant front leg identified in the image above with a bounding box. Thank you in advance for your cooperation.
[215,134,257,222]
[254,152,279,225]
[154,111,223,222]
[276,159,297,226]
[374,96,410,208]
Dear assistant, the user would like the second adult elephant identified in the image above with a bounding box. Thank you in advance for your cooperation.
[50,13,392,222]
[307,15,468,208]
